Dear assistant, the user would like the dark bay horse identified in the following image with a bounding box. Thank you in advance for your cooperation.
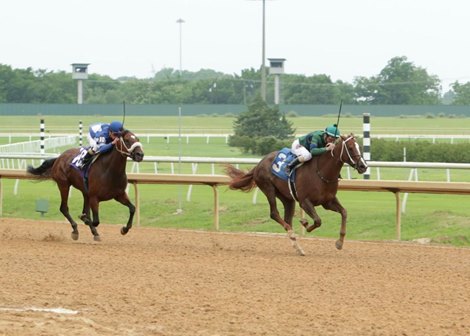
[27,129,144,241]
[225,134,368,255]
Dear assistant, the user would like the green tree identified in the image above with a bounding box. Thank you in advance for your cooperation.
[0,65,36,102]
[354,56,441,104]
[451,82,470,105]
[85,74,121,103]
[229,95,295,154]
[0,59,451,105]
[281,74,353,104]
[0,64,17,102]
[34,70,76,103]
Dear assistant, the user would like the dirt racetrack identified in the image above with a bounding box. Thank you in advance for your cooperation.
[0,218,469,336]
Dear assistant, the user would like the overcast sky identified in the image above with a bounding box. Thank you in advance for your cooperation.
[1,0,469,90]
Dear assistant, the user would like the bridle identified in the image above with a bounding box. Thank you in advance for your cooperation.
[114,132,143,158]
[316,135,367,183]
[334,135,364,170]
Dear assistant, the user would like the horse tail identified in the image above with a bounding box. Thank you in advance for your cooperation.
[224,164,257,192]
[27,158,56,179]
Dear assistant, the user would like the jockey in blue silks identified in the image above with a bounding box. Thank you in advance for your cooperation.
[77,121,123,169]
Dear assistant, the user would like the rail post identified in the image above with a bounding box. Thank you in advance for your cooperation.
[363,113,371,179]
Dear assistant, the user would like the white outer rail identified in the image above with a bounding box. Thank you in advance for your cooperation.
[1,153,470,169]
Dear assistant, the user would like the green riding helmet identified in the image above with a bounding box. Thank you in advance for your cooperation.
[325,124,341,138]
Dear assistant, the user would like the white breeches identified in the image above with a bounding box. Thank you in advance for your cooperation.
[291,139,312,162]
[87,134,99,152]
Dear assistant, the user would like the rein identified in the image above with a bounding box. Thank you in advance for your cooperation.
[315,136,356,184]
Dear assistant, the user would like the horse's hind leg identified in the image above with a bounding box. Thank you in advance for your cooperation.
[278,193,295,226]
[260,187,304,256]
[114,193,135,235]
[322,197,347,250]
[278,195,305,256]
[58,185,79,240]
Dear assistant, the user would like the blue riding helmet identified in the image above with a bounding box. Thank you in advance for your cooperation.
[109,121,123,134]
[325,124,341,138]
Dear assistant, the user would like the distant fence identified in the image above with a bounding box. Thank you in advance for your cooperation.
[2,103,470,117]
[3,132,470,146]
[1,154,470,179]
[0,136,77,154]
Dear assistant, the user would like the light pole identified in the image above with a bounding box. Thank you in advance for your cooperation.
[177,18,185,76]
[261,0,266,101]
[250,0,271,101]
[176,18,185,214]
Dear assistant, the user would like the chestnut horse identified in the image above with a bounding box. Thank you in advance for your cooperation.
[225,133,368,255]
[27,129,144,241]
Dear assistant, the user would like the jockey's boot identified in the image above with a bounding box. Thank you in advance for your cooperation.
[79,149,95,170]
[286,157,300,174]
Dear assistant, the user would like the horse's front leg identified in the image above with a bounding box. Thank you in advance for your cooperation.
[299,198,322,233]
[58,185,80,240]
[114,193,135,235]
[322,196,347,250]
[88,197,101,241]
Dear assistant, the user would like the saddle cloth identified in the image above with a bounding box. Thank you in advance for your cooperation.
[271,148,297,181]
[70,147,89,169]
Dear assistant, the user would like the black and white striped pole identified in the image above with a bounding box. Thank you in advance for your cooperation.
[40,118,45,155]
[79,120,83,147]
[363,113,371,179]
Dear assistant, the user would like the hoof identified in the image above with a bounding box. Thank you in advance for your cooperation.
[307,223,320,233]
[71,232,79,240]
[93,235,101,242]
[299,219,308,228]
[335,240,343,250]
[307,225,315,233]
[121,227,129,235]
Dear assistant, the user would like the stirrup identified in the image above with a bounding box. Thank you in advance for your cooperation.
[286,159,300,174]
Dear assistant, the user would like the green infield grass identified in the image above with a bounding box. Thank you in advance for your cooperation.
[1,179,469,247]
[0,114,469,247]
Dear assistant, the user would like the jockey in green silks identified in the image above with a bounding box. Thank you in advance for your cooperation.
[286,124,341,173]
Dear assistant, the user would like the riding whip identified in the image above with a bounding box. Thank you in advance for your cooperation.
[122,101,126,128]
[334,100,343,138]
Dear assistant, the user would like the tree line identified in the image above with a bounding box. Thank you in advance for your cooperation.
[1,56,470,105]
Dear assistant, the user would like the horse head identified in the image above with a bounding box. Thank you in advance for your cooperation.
[116,129,144,162]
[335,134,368,174]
